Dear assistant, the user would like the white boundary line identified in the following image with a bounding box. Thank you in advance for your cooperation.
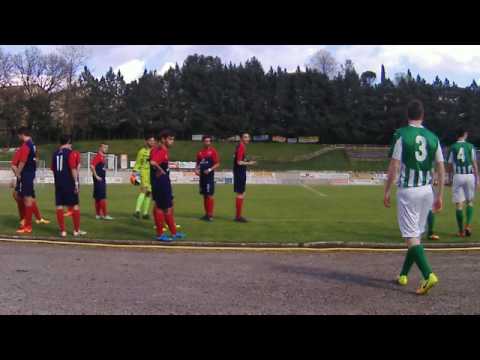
[301,183,328,197]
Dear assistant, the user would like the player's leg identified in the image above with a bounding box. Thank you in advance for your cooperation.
[455,201,465,237]
[234,172,247,222]
[134,186,146,218]
[464,176,475,236]
[72,204,86,236]
[17,176,34,234]
[453,176,466,236]
[100,181,113,220]
[427,210,439,240]
[33,198,50,224]
[13,191,25,227]
[141,190,152,219]
[56,205,66,237]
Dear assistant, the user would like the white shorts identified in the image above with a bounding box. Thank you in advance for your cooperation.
[397,185,434,239]
[452,174,476,203]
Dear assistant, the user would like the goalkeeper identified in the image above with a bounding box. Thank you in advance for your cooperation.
[132,134,156,219]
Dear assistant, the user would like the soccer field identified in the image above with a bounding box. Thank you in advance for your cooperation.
[0,184,477,244]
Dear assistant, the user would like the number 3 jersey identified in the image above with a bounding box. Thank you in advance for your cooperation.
[447,141,476,175]
[389,124,444,188]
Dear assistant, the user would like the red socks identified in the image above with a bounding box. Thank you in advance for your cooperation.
[95,200,107,216]
[95,200,101,216]
[154,207,165,236]
[56,209,65,232]
[165,212,177,235]
[16,198,25,220]
[236,197,244,219]
[32,201,42,220]
[72,209,81,232]
[203,197,215,217]
[24,205,33,228]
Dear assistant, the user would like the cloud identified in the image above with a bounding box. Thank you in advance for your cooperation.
[115,59,145,83]
[159,62,175,75]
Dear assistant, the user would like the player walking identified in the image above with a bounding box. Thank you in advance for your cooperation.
[447,128,479,237]
[195,135,220,221]
[132,135,156,219]
[384,100,445,295]
[90,143,114,220]
[51,135,86,237]
[150,130,186,241]
[233,133,256,222]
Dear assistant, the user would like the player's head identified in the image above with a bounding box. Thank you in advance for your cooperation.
[99,143,108,154]
[202,135,213,147]
[159,130,175,148]
[407,99,424,122]
[145,134,156,148]
[17,126,32,142]
[456,127,468,140]
[60,134,72,149]
[240,132,251,144]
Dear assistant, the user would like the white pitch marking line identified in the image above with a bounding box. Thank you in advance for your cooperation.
[301,183,328,197]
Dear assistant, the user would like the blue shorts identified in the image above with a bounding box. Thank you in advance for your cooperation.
[93,179,106,200]
[233,170,246,194]
[200,176,215,196]
[19,173,36,198]
[152,178,173,210]
[55,186,79,206]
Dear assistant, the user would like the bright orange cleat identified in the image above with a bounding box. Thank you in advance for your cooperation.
[16,226,32,234]
[428,234,440,241]
[64,211,73,217]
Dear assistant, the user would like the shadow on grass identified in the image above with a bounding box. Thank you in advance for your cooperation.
[274,264,404,292]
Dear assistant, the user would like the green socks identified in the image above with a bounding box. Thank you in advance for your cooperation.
[466,205,474,226]
[427,210,434,236]
[135,193,146,213]
[142,196,152,216]
[456,209,464,232]
[400,245,433,280]
[400,247,415,276]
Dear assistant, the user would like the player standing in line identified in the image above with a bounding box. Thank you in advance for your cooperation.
[132,135,156,219]
[64,148,81,218]
[51,135,86,237]
[11,139,50,229]
[150,130,186,241]
[447,128,479,237]
[195,135,220,221]
[14,127,50,234]
[233,133,256,222]
[384,100,444,295]
[90,143,114,220]
[426,172,441,240]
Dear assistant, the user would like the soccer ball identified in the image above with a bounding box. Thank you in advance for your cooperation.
[130,173,141,186]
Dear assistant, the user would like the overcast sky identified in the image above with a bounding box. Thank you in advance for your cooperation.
[2,45,480,87]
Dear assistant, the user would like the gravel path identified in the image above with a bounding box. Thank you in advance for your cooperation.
[0,242,479,314]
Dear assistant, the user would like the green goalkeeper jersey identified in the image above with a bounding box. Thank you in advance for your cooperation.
[133,147,151,172]
[447,141,476,175]
[389,124,444,188]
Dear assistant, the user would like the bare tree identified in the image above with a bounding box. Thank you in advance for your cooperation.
[0,48,14,87]
[57,45,90,87]
[307,49,337,79]
[12,46,69,97]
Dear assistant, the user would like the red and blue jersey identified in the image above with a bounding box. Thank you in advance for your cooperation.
[233,142,246,173]
[17,139,37,175]
[11,148,21,167]
[197,147,219,173]
[51,147,77,189]
[150,145,171,188]
[91,152,106,180]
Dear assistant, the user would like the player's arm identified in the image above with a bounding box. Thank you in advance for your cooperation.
[236,146,256,166]
[69,154,80,193]
[150,159,166,176]
[133,149,143,174]
[446,150,454,185]
[204,151,221,175]
[194,152,201,176]
[384,133,401,208]
[15,145,30,179]
[472,147,479,188]
[433,142,445,212]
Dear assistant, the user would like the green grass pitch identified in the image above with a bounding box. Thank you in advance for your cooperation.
[0,184,477,244]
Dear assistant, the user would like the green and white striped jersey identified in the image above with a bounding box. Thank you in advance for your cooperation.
[447,141,476,175]
[389,124,444,188]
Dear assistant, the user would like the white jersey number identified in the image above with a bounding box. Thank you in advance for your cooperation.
[457,147,465,163]
[415,136,427,162]
[56,155,63,172]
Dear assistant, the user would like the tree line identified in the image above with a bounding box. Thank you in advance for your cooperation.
[1,46,479,145]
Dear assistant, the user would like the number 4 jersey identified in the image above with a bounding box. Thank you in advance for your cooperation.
[389,124,444,188]
[447,141,476,175]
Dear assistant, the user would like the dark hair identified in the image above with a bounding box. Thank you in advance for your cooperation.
[60,134,72,145]
[407,99,424,121]
[159,129,174,140]
[144,133,155,140]
[17,126,31,136]
[456,127,467,139]
[202,135,213,141]
[240,132,250,138]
